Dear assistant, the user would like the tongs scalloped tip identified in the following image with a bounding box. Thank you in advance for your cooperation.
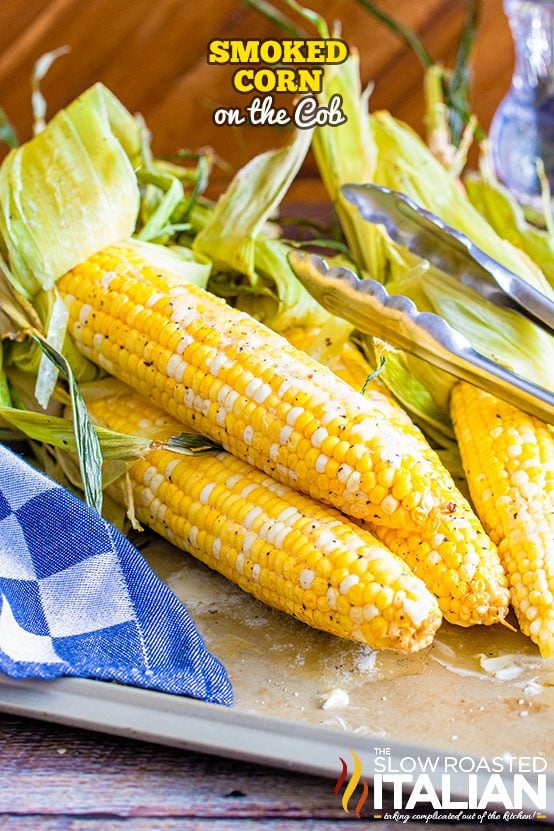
[287,249,554,425]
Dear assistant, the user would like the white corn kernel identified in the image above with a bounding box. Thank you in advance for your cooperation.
[199,483,216,505]
[339,574,359,595]
[286,406,304,426]
[79,303,93,324]
[300,569,315,589]
[280,425,293,444]
[244,507,263,528]
[145,291,165,308]
[311,427,328,448]
[315,454,329,474]
[242,532,257,554]
[93,333,104,351]
[381,495,399,515]
[363,604,379,621]
[143,465,158,486]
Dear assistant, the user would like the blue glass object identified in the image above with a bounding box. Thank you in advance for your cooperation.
[490,0,554,208]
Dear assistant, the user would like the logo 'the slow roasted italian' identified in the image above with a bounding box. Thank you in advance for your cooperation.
[333,749,548,822]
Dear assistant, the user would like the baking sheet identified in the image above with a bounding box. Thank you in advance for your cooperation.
[2,537,554,814]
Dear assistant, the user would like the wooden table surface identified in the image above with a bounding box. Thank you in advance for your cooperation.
[1,714,546,830]
[0,2,524,828]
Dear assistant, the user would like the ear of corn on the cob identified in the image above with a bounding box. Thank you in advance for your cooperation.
[451,382,554,657]
[283,327,510,628]
[87,387,442,652]
[59,244,509,628]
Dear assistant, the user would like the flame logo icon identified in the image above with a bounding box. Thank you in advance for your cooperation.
[334,750,369,817]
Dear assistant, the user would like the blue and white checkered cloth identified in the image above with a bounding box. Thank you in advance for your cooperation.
[0,444,233,705]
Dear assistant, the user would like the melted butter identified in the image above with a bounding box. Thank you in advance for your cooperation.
[430,620,554,693]
[319,687,350,709]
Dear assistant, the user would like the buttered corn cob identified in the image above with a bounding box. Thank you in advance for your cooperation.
[284,326,510,627]
[88,388,442,651]
[59,244,509,627]
[451,383,554,657]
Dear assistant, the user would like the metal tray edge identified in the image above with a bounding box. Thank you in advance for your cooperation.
[1,673,552,818]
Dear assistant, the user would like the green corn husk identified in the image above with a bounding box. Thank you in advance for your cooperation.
[0,404,221,461]
[193,128,312,279]
[1,407,152,459]
[309,48,554,433]
[311,50,380,274]
[4,368,222,525]
[371,112,554,298]
[366,114,554,423]
[0,108,19,150]
[465,149,554,290]
[0,83,142,300]
[0,346,10,408]
[0,81,143,413]
[137,149,212,245]
[240,237,354,346]
[190,126,352,339]
[356,0,483,151]
[1,390,221,530]
[424,64,477,177]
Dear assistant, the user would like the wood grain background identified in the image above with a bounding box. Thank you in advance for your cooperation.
[0,0,512,194]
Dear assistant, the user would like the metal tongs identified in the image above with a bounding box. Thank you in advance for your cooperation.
[287,184,554,424]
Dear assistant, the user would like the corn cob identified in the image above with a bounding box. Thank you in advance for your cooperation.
[284,326,510,627]
[59,243,509,626]
[451,382,554,657]
[88,388,442,651]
